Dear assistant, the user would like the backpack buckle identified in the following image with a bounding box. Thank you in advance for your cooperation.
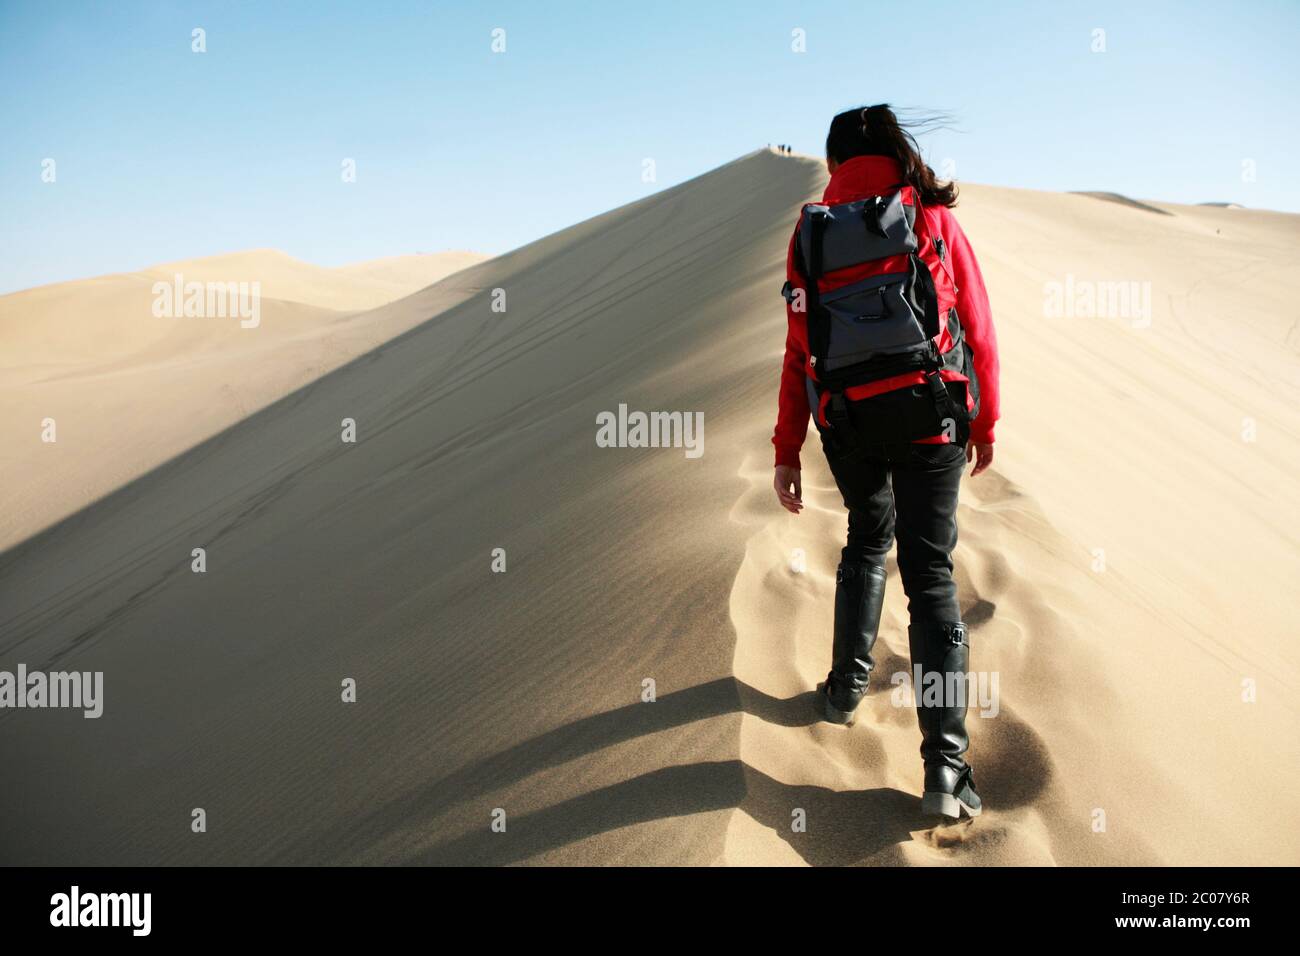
[863,195,890,239]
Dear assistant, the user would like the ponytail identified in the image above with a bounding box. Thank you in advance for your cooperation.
[825,103,958,208]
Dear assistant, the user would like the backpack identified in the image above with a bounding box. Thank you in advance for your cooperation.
[782,185,979,454]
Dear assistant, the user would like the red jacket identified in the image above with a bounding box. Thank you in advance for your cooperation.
[772,155,1000,469]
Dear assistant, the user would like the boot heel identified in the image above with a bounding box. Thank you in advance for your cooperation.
[821,695,855,725]
[921,791,959,817]
[921,791,982,819]
[815,683,857,725]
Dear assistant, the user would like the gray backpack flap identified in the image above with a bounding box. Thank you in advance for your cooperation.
[799,191,917,277]
[818,268,929,373]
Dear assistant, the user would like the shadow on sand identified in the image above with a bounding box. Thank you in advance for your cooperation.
[300,677,1050,865]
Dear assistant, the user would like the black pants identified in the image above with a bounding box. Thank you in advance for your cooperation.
[821,436,965,623]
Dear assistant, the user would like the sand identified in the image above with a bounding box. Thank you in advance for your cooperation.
[0,249,486,549]
[0,149,1296,865]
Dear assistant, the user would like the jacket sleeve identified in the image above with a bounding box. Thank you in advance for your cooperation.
[943,210,1000,444]
[773,228,811,469]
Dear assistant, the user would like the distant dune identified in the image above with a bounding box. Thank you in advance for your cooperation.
[0,249,487,548]
[1,151,1296,866]
[331,252,488,289]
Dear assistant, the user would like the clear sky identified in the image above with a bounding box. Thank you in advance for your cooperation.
[2,0,1296,293]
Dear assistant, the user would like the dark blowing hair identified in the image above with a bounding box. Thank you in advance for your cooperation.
[825,104,958,208]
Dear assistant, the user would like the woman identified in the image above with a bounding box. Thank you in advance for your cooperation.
[771,104,999,820]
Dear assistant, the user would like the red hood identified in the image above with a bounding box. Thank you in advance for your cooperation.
[822,155,905,204]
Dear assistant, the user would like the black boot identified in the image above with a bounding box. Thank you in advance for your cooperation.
[908,620,982,819]
[818,561,886,724]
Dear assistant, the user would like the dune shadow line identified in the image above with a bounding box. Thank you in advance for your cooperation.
[298,675,1051,865]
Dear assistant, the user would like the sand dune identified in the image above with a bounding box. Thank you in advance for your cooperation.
[0,249,486,548]
[331,252,488,289]
[1,150,1296,865]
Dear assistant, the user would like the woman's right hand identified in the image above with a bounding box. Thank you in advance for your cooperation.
[774,465,803,514]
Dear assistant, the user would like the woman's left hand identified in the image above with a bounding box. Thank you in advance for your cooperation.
[967,442,994,476]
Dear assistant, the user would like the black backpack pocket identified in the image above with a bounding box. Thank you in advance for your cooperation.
[842,379,971,445]
[941,307,980,422]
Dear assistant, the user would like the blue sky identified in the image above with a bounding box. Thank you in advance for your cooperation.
[2,0,1296,293]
